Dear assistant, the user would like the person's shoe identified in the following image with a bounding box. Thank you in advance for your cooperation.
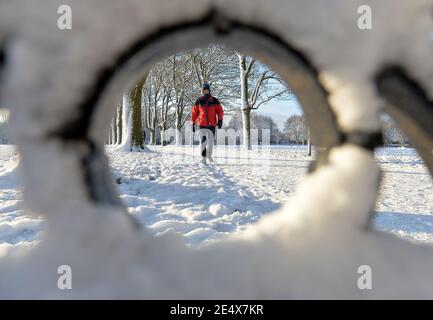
[207,156,214,163]
[200,157,207,164]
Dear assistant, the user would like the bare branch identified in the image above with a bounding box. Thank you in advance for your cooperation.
[251,89,290,110]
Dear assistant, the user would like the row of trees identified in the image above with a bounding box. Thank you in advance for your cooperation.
[226,112,309,146]
[225,113,409,147]
[107,45,291,151]
[0,102,411,150]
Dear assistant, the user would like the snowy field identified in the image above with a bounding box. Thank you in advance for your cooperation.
[0,144,432,255]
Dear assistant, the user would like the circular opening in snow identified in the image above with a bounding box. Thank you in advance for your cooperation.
[85,15,342,245]
[107,45,318,245]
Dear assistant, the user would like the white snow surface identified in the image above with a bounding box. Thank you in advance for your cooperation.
[1,144,433,298]
[1,144,432,250]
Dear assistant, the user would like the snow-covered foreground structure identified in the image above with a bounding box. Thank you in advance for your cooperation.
[0,0,433,298]
[1,145,432,298]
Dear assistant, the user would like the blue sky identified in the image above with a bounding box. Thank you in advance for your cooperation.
[256,96,303,130]
[224,97,303,130]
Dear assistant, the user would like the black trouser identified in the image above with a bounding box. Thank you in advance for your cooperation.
[199,126,216,158]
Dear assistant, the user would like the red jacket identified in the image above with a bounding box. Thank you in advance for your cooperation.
[191,95,224,127]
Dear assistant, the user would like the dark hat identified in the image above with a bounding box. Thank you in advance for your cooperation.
[202,83,211,92]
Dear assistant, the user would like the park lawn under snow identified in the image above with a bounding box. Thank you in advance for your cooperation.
[0,144,432,254]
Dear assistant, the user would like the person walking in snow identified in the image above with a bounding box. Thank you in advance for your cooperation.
[191,83,224,164]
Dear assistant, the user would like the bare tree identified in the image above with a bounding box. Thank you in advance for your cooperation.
[157,65,176,145]
[227,111,282,145]
[148,46,239,146]
[107,102,119,145]
[189,46,240,112]
[236,52,291,150]
[143,69,162,145]
[169,53,195,145]
[283,115,308,145]
[106,102,121,145]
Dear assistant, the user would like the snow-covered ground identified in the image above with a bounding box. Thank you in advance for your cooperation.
[373,148,433,244]
[0,146,40,255]
[0,144,432,253]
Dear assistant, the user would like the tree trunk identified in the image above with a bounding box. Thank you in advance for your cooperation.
[149,129,156,145]
[152,113,157,145]
[160,128,165,146]
[121,74,148,151]
[116,103,122,144]
[242,108,251,150]
[175,115,180,146]
[130,82,145,149]
[239,54,252,150]
[307,127,312,156]
[121,93,132,148]
[175,125,182,146]
[110,115,116,145]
